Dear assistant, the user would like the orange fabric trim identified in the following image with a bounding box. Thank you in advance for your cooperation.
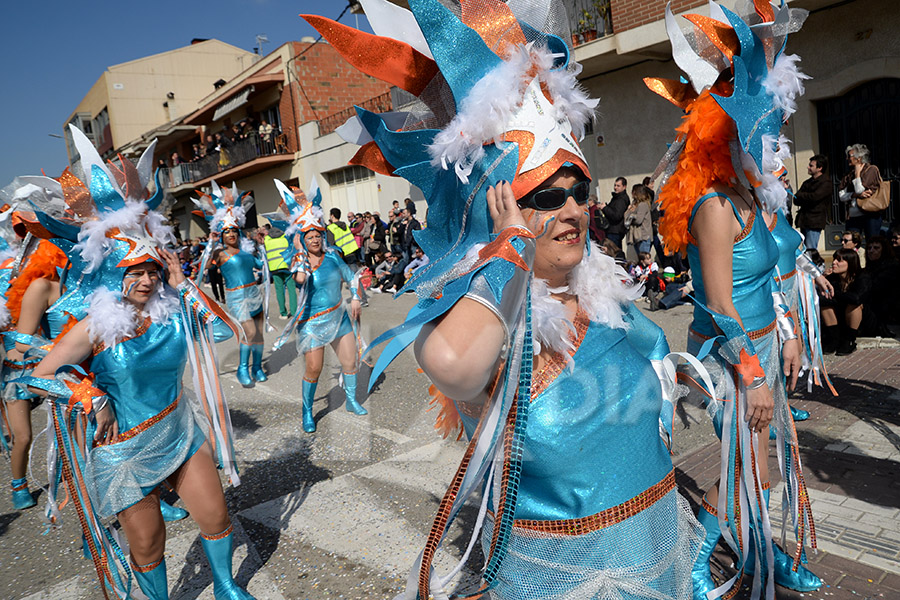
[733,206,756,243]
[460,0,527,59]
[688,320,776,342]
[302,15,439,97]
[131,556,163,573]
[200,523,233,541]
[778,268,797,282]
[734,348,766,382]
[96,394,180,446]
[531,306,590,400]
[477,226,536,272]
[297,300,341,327]
[225,281,256,292]
[702,495,718,516]
[510,470,676,535]
[92,316,152,355]
[683,14,739,61]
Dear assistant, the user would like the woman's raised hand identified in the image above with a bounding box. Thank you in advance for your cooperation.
[160,248,186,288]
[486,181,527,234]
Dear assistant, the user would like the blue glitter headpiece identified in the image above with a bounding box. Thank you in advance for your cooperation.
[191,180,254,234]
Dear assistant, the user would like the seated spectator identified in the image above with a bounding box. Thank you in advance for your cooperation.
[629,251,658,283]
[600,238,626,264]
[404,246,429,279]
[862,235,899,328]
[841,230,862,253]
[371,252,407,293]
[892,227,900,252]
[820,248,881,355]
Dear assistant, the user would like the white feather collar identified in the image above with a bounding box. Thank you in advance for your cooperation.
[86,285,180,348]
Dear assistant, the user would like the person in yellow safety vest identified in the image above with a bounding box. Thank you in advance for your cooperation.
[263,223,297,318]
[326,207,360,266]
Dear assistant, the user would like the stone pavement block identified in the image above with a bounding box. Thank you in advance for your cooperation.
[857,551,900,575]
[882,572,900,590]
[842,497,899,518]
[811,502,862,522]
[860,512,900,533]
[839,531,900,557]
[817,551,887,583]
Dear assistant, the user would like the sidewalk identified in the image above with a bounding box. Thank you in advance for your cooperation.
[674,347,900,599]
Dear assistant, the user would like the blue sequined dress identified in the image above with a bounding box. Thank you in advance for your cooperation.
[219,248,263,322]
[84,305,232,518]
[471,304,702,600]
[294,250,355,354]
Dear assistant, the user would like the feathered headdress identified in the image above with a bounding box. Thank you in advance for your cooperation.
[266,177,325,239]
[191,180,254,233]
[9,126,174,311]
[648,0,809,252]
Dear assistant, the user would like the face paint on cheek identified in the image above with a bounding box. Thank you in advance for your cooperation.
[531,214,557,240]
[123,280,139,298]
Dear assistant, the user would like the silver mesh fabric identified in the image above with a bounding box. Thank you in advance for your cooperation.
[479,490,703,600]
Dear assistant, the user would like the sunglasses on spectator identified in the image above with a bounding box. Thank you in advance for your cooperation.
[841,238,854,243]
[517,181,591,211]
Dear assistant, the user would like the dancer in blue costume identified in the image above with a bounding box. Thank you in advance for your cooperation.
[648,2,821,597]
[265,178,365,433]
[304,1,703,597]
[12,126,255,600]
[194,182,268,387]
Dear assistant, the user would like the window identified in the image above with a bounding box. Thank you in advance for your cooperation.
[92,108,110,146]
[259,105,282,133]
[65,113,94,162]
[324,165,375,187]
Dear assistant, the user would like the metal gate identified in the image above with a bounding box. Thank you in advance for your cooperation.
[815,77,900,226]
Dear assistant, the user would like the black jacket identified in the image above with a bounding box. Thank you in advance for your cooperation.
[793,174,831,230]
[603,191,630,236]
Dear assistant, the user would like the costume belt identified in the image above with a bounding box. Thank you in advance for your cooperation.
[496,469,676,536]
[688,319,776,343]
[225,281,257,292]
[94,392,181,446]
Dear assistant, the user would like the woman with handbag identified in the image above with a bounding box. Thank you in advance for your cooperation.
[839,144,889,242]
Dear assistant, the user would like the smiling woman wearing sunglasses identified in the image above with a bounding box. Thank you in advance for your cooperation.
[309,3,705,596]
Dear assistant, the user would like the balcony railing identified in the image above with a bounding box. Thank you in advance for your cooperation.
[159,135,291,189]
[318,91,393,136]
[567,0,613,46]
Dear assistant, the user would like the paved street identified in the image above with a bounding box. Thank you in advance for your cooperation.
[1,289,897,599]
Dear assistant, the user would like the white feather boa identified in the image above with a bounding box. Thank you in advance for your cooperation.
[427,44,597,183]
[532,242,642,361]
[74,201,175,273]
[239,236,256,255]
[762,53,809,121]
[86,285,180,348]
[210,205,247,233]
[741,134,792,214]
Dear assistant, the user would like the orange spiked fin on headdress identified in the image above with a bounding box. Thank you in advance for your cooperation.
[301,14,439,97]
[349,142,396,177]
[459,0,528,59]
[683,14,740,62]
[643,77,698,110]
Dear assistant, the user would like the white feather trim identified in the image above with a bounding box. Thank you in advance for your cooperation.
[86,287,138,348]
[742,135,791,214]
[144,284,180,326]
[73,201,173,272]
[531,241,642,364]
[240,236,256,255]
[427,45,597,183]
[762,53,809,121]
[210,205,247,232]
[0,301,10,330]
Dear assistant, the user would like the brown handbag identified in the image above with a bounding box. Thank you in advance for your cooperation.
[858,167,891,212]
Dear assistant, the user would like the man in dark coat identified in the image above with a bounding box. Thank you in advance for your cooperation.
[794,154,831,250]
[602,176,630,248]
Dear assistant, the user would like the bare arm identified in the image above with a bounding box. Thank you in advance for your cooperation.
[692,189,773,432]
[413,181,521,402]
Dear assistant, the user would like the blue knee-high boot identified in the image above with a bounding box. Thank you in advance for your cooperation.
[200,525,256,600]
[11,477,36,510]
[302,379,317,433]
[692,500,721,600]
[250,345,267,382]
[160,499,188,522]
[132,557,169,600]
[342,372,367,415]
[236,345,252,387]
[744,487,823,591]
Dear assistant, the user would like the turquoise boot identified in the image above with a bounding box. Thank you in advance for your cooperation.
[132,557,169,600]
[342,372,367,415]
[302,379,317,433]
[11,477,36,510]
[236,345,252,387]
[200,525,256,599]
[744,487,823,592]
[692,500,721,600]
[160,499,188,522]
[790,405,810,422]
[250,345,267,382]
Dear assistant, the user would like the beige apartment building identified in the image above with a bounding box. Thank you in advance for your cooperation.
[63,39,255,168]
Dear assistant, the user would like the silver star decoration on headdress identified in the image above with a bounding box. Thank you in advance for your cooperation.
[505,79,587,174]
[114,227,163,267]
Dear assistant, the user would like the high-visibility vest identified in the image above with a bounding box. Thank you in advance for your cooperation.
[264,235,289,271]
[326,222,359,256]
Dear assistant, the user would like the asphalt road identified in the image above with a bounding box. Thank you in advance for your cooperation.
[0,287,715,600]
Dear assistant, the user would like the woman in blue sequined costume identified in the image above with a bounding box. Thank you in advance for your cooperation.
[302,2,704,596]
[648,3,821,597]
[195,182,267,387]
[13,126,255,600]
[265,179,365,433]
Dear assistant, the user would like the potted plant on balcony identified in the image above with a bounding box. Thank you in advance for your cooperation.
[593,0,611,36]
[578,9,598,43]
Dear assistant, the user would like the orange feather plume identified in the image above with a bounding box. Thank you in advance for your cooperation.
[427,384,464,441]
[6,240,68,325]
[657,84,752,256]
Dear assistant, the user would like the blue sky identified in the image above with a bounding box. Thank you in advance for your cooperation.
[0,0,371,187]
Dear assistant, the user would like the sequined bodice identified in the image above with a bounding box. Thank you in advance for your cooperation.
[219,250,259,289]
[91,317,186,431]
[688,200,778,336]
[302,251,353,317]
[514,316,672,521]
[771,210,803,301]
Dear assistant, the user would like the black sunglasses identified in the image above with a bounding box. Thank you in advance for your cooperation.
[518,180,591,211]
